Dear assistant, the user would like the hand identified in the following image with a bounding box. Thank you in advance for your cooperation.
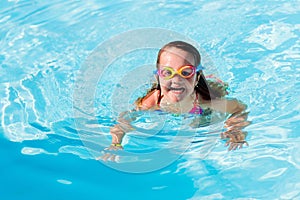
[96,144,123,162]
[224,111,251,130]
[222,111,251,151]
[221,129,248,151]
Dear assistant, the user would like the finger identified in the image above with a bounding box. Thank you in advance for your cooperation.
[225,115,250,127]
[96,152,107,161]
[101,153,111,161]
[114,155,120,163]
[228,121,251,129]
[221,131,232,139]
[244,141,249,147]
[239,141,248,148]
[240,143,244,148]
[96,156,102,160]
[233,145,238,151]
[225,140,230,146]
[104,147,111,151]
[226,117,242,124]
[229,111,249,119]
[228,143,235,151]
[109,154,116,162]
[232,143,239,151]
[220,132,227,139]
[234,143,239,150]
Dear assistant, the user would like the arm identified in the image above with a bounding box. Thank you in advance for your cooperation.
[108,111,136,150]
[209,98,251,150]
[108,90,160,150]
[99,112,136,161]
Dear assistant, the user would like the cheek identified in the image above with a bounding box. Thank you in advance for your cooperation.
[184,79,197,95]
[160,83,170,93]
[185,78,197,88]
[158,79,171,87]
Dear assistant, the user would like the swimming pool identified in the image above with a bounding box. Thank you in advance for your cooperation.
[1,0,300,199]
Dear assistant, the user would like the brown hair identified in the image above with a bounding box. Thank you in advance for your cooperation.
[135,41,227,107]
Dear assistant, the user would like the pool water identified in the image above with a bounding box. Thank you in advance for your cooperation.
[1,0,300,199]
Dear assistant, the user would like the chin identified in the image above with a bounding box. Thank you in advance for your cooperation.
[166,91,187,103]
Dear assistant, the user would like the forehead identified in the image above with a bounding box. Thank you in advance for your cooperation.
[159,47,195,66]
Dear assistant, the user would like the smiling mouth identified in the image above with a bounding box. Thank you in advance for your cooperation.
[168,87,185,93]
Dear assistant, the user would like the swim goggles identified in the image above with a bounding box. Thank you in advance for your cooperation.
[155,64,204,80]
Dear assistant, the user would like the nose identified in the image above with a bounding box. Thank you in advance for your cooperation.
[171,74,184,84]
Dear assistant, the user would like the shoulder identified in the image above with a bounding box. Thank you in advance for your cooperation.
[136,89,161,110]
[202,98,246,114]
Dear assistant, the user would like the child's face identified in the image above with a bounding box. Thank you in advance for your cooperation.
[158,47,197,103]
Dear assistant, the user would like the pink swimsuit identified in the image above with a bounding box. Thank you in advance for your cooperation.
[157,92,203,115]
[189,105,203,115]
[188,95,203,115]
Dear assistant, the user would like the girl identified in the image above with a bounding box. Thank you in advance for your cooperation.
[108,41,249,151]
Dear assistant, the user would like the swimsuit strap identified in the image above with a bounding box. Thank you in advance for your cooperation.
[189,93,203,115]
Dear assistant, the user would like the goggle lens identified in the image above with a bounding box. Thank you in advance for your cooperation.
[158,65,196,80]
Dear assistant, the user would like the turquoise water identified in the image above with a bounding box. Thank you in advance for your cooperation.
[1,0,300,199]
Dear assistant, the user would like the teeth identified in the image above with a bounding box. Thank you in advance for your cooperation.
[170,87,183,91]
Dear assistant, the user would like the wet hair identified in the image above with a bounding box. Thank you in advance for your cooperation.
[135,41,227,107]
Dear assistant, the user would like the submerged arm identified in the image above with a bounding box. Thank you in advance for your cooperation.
[108,111,136,150]
[209,98,251,150]
[109,90,160,150]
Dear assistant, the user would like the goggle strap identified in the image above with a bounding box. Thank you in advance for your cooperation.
[197,64,205,71]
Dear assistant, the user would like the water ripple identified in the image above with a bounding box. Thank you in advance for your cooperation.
[259,167,287,180]
[0,1,299,198]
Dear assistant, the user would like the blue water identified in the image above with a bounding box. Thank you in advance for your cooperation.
[1,0,300,199]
